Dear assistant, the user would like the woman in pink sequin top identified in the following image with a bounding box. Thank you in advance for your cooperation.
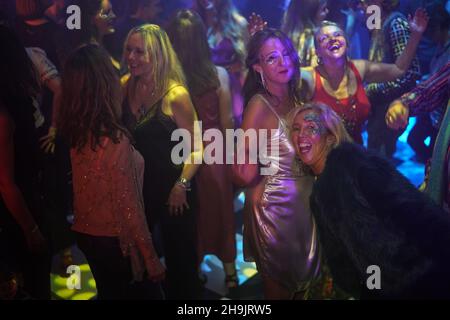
[57,44,165,299]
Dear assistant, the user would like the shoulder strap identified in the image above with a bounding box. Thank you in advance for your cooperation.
[255,94,282,122]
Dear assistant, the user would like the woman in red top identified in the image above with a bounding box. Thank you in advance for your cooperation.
[300,14,428,144]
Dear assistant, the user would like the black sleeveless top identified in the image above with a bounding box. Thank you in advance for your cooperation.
[122,88,196,222]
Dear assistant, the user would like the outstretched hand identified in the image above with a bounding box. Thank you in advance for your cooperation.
[248,12,267,37]
[408,8,429,34]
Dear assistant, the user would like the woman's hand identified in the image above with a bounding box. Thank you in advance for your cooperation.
[167,183,189,216]
[408,8,429,35]
[145,255,166,282]
[386,100,409,130]
[39,126,57,154]
[248,12,267,37]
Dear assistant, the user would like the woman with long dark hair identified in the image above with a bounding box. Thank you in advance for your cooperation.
[167,9,238,289]
[235,28,320,299]
[58,44,165,300]
[193,0,249,128]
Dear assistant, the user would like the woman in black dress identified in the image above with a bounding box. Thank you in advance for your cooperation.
[122,24,203,299]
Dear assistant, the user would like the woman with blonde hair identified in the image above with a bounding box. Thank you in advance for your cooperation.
[122,24,203,299]
[290,102,450,299]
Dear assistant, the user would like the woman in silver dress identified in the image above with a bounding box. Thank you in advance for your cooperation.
[233,28,320,299]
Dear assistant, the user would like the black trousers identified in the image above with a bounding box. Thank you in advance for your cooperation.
[148,199,202,300]
[76,233,164,300]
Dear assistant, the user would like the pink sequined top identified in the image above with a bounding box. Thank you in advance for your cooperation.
[71,135,157,280]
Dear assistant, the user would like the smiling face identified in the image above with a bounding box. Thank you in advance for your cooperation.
[315,25,347,61]
[291,109,332,174]
[94,0,116,36]
[125,32,151,77]
[253,37,295,86]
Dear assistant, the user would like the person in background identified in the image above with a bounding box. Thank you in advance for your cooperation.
[363,0,423,158]
[386,62,450,213]
[105,0,163,62]
[167,9,238,289]
[0,25,49,299]
[193,0,249,128]
[281,0,329,67]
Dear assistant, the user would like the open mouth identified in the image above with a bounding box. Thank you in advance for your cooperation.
[298,142,312,154]
[328,42,342,53]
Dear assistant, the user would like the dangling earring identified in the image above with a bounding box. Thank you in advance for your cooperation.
[260,72,267,90]
[317,56,323,65]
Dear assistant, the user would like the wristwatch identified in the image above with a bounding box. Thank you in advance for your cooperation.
[176,177,191,191]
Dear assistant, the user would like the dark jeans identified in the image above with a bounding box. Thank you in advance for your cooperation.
[76,233,164,300]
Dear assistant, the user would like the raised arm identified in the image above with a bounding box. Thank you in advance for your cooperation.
[363,9,427,85]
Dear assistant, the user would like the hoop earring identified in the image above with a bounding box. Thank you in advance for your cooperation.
[317,56,323,65]
[260,72,267,90]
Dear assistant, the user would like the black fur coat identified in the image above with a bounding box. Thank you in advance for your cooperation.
[310,143,450,299]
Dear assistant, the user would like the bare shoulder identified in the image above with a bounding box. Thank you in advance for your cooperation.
[167,84,190,103]
[242,94,273,129]
[351,60,368,79]
[166,84,194,116]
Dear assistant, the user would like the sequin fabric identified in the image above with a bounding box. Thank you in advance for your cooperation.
[242,95,321,293]
[71,136,159,281]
